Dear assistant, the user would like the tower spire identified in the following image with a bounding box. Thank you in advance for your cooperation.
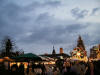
[77,35,85,50]
[52,46,56,54]
[53,46,54,50]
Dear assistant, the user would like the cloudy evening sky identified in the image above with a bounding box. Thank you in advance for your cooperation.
[0,0,100,55]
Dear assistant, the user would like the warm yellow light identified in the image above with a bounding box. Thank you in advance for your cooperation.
[0,59,3,62]
[17,62,20,67]
[77,52,81,56]
[35,62,38,65]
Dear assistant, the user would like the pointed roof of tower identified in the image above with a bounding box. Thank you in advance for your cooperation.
[52,46,56,54]
[77,35,85,50]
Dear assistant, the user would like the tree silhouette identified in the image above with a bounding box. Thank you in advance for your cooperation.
[0,36,14,57]
[0,36,24,57]
[5,38,13,56]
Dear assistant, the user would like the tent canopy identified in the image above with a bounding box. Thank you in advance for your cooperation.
[12,53,42,62]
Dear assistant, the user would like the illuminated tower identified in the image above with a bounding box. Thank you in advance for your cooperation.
[90,44,100,59]
[71,35,87,62]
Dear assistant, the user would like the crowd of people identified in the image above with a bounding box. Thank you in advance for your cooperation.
[0,62,46,75]
[54,59,100,75]
[0,62,24,75]
[0,59,100,75]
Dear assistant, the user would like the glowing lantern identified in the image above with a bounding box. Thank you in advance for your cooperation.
[77,52,81,56]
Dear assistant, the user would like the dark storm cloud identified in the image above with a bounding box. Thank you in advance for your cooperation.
[0,0,61,40]
[0,0,100,54]
[45,0,61,7]
[0,0,34,38]
[91,7,100,15]
[71,7,88,19]
[0,2,23,38]
[19,11,88,45]
[23,0,60,10]
[82,24,100,46]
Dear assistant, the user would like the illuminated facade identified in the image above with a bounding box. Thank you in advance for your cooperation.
[71,36,87,61]
[90,44,100,60]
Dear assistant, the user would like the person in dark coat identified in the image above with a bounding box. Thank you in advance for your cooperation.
[41,63,46,75]
[93,61,100,75]
[18,63,24,75]
[10,64,19,75]
[26,64,29,75]
[85,62,91,75]
[32,63,36,73]
[0,62,6,75]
